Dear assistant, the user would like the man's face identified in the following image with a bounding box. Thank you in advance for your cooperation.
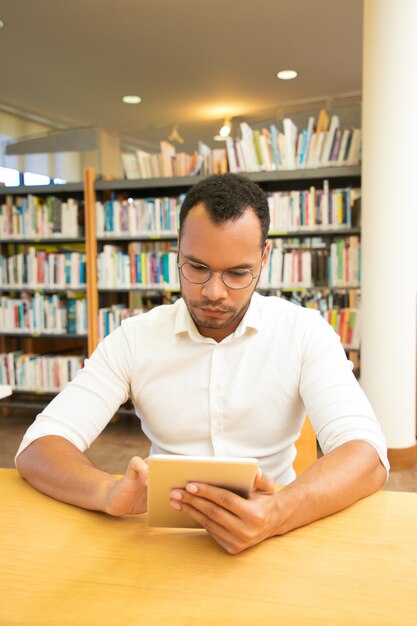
[178,203,270,342]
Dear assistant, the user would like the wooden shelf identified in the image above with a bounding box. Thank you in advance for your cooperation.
[0,237,85,244]
[0,182,84,196]
[0,286,87,292]
[0,332,87,339]
[94,165,361,194]
[97,233,177,242]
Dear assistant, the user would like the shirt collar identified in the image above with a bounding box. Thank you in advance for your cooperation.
[174,293,261,342]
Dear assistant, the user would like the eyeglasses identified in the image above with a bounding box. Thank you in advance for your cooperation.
[177,261,259,290]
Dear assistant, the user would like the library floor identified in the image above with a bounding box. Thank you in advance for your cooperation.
[1,411,416,492]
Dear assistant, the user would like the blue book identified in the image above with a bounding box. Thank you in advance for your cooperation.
[136,254,142,284]
[269,124,280,168]
[104,201,112,233]
[79,255,86,285]
[298,128,308,167]
[64,253,71,285]
[67,299,76,334]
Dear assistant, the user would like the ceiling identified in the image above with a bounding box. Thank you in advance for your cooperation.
[0,0,363,153]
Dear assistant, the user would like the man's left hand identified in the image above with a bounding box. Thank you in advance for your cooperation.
[170,469,278,554]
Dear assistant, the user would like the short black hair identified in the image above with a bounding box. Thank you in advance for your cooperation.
[179,173,270,247]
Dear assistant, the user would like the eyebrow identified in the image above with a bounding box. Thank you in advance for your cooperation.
[183,253,254,271]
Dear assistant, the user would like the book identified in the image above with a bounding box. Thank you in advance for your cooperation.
[269,124,281,169]
[261,127,275,170]
[136,149,153,179]
[160,141,176,177]
[329,128,343,163]
[321,115,340,166]
[346,129,362,164]
[212,148,228,174]
[239,122,259,172]
[282,118,298,169]
[307,109,329,167]
[122,153,141,180]
[225,137,239,173]
[300,116,315,168]
[198,141,212,176]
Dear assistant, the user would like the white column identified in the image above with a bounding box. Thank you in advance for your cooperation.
[361,0,417,467]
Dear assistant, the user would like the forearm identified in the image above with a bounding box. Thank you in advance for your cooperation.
[16,436,117,512]
[273,440,387,535]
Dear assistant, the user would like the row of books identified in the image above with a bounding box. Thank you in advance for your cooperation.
[96,300,360,350]
[95,237,360,291]
[227,117,361,174]
[328,237,361,287]
[95,242,360,291]
[0,237,359,292]
[260,237,360,289]
[98,304,143,340]
[0,195,80,239]
[0,294,87,335]
[121,110,361,179]
[1,181,360,243]
[268,184,360,232]
[96,196,183,237]
[323,308,361,350]
[282,286,360,312]
[0,351,85,392]
[282,290,361,350]
[94,183,360,238]
[97,243,178,289]
[0,247,86,289]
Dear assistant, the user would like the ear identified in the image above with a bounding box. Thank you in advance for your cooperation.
[261,240,272,268]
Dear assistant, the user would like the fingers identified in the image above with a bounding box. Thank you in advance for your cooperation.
[125,456,149,485]
[105,456,149,516]
[170,496,245,554]
[169,472,279,554]
[171,481,265,531]
[252,468,275,494]
[182,482,250,519]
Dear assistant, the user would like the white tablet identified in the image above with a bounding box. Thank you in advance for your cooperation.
[147,454,259,528]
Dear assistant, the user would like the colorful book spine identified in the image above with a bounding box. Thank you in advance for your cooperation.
[0,351,85,392]
[0,195,80,239]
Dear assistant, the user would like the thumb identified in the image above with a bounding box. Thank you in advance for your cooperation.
[125,456,149,485]
[253,467,275,494]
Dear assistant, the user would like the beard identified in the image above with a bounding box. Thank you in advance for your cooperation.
[182,294,252,332]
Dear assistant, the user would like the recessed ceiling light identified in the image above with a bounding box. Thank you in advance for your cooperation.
[0,20,5,28]
[122,95,142,104]
[277,70,298,80]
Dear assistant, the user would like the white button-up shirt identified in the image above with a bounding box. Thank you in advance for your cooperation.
[16,293,389,484]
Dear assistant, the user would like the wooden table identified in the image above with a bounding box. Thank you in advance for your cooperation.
[1,469,416,625]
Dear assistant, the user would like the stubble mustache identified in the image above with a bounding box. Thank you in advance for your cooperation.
[188,299,235,313]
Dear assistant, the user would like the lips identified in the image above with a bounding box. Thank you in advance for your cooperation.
[199,307,229,315]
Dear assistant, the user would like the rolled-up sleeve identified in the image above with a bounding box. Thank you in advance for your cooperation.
[15,324,134,460]
[299,311,390,479]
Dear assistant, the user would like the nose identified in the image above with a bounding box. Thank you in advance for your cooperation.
[201,272,228,300]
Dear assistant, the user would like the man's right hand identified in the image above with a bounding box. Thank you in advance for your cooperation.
[16,437,149,516]
[103,456,149,516]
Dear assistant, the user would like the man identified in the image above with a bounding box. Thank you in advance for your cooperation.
[16,173,388,554]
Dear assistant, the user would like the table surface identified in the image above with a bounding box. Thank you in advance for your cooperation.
[1,468,416,626]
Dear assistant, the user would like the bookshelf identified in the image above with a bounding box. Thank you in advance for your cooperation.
[87,165,362,359]
[0,163,362,411]
[0,182,88,408]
